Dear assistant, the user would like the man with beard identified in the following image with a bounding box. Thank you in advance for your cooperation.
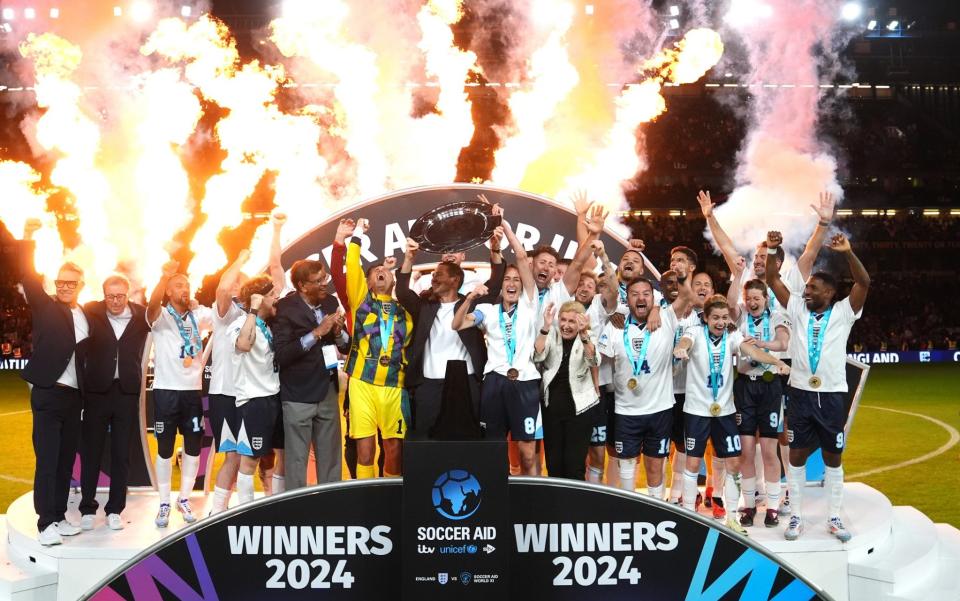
[597,276,693,497]
[412,250,487,295]
[341,219,413,478]
[146,260,213,527]
[397,215,504,440]
[452,217,542,474]
[767,232,869,542]
[229,276,284,505]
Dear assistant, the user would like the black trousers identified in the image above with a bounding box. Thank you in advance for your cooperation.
[31,385,82,531]
[542,404,593,480]
[79,381,139,516]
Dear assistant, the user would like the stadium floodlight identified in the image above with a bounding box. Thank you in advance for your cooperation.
[130,1,152,22]
[1,8,14,20]
[724,0,773,28]
[113,6,122,17]
[24,7,36,20]
[840,2,862,22]
[887,20,899,30]
[584,4,594,15]
[50,7,60,18]
[867,19,877,30]
[669,18,680,30]
[181,5,191,17]
[669,5,680,17]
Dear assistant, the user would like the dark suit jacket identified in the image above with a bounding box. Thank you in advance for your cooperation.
[396,261,505,389]
[273,291,344,404]
[77,301,150,394]
[19,246,86,389]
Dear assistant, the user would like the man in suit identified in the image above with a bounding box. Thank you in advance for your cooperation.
[397,231,505,441]
[18,219,89,546]
[273,259,347,489]
[77,274,150,531]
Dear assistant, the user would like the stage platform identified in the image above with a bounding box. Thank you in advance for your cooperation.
[2,484,959,601]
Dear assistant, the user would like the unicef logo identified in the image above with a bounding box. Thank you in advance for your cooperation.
[431,470,481,520]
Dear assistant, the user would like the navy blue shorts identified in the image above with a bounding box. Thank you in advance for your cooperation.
[786,387,847,454]
[480,372,543,441]
[208,393,239,453]
[683,413,741,459]
[153,389,203,440]
[671,394,686,448]
[734,376,784,439]
[613,407,672,459]
[589,387,614,447]
[236,395,284,457]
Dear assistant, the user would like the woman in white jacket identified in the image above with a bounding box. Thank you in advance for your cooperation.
[534,301,600,479]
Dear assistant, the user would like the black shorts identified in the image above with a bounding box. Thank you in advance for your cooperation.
[153,389,203,439]
[236,395,284,457]
[786,387,847,454]
[613,407,672,459]
[589,387,615,447]
[671,394,686,448]
[208,393,239,452]
[480,372,542,441]
[684,413,741,459]
[734,376,784,439]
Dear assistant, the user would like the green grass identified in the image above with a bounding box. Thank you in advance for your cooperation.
[1,364,958,526]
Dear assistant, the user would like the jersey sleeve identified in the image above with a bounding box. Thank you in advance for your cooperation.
[196,305,215,331]
[728,330,745,351]
[345,238,369,312]
[227,316,246,352]
[474,303,494,332]
[787,294,806,325]
[680,323,698,344]
[597,322,617,358]
[771,310,791,331]
[833,297,862,324]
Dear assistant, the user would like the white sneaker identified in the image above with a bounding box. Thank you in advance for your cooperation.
[828,517,851,542]
[38,524,62,546]
[176,497,197,524]
[155,503,171,528]
[80,514,95,531]
[107,513,124,531]
[784,516,803,541]
[779,494,792,516]
[56,520,81,536]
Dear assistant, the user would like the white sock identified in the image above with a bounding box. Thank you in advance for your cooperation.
[272,474,286,494]
[211,486,231,514]
[586,465,604,484]
[787,463,805,518]
[156,456,172,504]
[647,483,665,500]
[711,457,725,500]
[766,479,781,510]
[742,476,757,509]
[670,452,686,502]
[237,472,255,504]
[618,458,637,492]
[179,453,200,500]
[825,465,844,519]
[754,449,766,494]
[682,470,699,511]
[724,473,741,514]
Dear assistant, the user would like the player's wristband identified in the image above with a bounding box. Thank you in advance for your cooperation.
[766,247,779,255]
[539,328,550,336]
[818,220,830,227]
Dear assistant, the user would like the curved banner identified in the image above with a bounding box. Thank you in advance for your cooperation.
[279,184,632,271]
[83,477,829,600]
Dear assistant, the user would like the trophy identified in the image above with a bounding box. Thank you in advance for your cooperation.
[408,197,502,254]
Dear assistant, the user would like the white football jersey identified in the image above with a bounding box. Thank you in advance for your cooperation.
[735,306,790,377]
[149,305,214,391]
[786,295,861,393]
[228,315,280,405]
[681,325,744,417]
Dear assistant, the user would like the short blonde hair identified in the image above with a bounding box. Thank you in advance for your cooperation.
[557,300,589,330]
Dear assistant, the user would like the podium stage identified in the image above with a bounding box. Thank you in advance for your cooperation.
[2,483,958,601]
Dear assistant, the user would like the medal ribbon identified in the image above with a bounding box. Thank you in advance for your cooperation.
[375,299,396,357]
[705,328,727,401]
[622,317,650,377]
[499,303,517,366]
[748,309,771,369]
[167,305,200,359]
[807,307,832,375]
[255,317,274,351]
[618,282,627,305]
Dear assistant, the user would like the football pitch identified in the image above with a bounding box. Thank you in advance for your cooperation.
[0,364,958,526]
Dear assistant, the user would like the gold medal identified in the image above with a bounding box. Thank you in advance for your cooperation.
[762,371,775,383]
[809,376,821,389]
[182,356,193,368]
[627,378,638,390]
[379,355,391,367]
[507,368,519,381]
[709,402,721,417]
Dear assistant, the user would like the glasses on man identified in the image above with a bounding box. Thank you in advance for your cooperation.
[54,280,81,290]
[105,294,128,302]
